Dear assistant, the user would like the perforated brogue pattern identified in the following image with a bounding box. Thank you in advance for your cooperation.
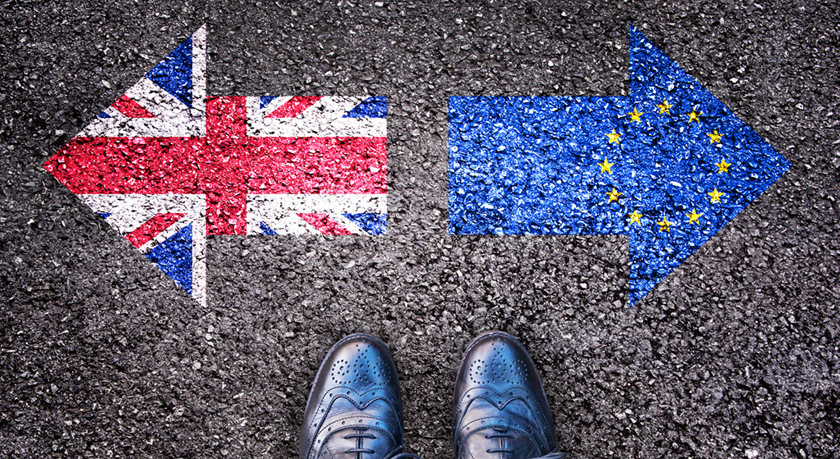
[328,340,393,386]
[467,339,529,386]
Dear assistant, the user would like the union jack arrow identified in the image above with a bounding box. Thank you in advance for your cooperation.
[44,26,388,305]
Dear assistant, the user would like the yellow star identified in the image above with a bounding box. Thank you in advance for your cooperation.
[657,216,671,232]
[688,109,703,123]
[708,187,724,204]
[598,158,615,174]
[628,210,642,225]
[627,107,643,123]
[715,158,731,174]
[606,129,622,144]
[707,129,722,144]
[656,100,673,115]
[607,187,622,203]
[686,209,703,224]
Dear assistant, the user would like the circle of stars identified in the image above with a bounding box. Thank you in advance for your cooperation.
[596,98,735,234]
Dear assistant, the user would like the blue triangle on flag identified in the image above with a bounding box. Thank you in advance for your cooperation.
[97,212,111,219]
[260,221,278,235]
[145,35,193,108]
[145,223,193,295]
[343,96,387,118]
[260,96,277,110]
[98,112,111,118]
[343,213,387,235]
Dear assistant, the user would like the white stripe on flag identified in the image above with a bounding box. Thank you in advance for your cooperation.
[246,194,386,235]
[246,96,386,138]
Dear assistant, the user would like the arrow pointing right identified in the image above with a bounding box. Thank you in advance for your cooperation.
[448,25,790,306]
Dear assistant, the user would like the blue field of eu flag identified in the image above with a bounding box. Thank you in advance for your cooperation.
[448,25,790,306]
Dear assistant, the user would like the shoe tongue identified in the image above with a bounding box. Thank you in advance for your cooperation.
[318,425,399,459]
[460,426,539,459]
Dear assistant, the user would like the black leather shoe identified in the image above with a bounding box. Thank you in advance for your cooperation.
[453,331,567,459]
[300,334,421,459]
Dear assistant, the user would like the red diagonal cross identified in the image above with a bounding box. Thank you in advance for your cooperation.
[44,97,387,235]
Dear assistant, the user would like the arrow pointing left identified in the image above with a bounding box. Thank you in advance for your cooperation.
[44,26,389,306]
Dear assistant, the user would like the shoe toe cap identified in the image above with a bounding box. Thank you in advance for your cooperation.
[458,332,542,391]
[325,335,398,389]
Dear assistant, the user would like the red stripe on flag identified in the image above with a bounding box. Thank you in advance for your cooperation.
[205,191,248,237]
[43,96,386,237]
[266,96,323,118]
[297,213,353,235]
[45,136,386,195]
[111,94,156,118]
[125,213,187,248]
[205,96,250,235]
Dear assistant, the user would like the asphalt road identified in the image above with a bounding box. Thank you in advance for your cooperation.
[1,0,838,457]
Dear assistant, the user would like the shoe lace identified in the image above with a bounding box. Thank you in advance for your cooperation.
[485,429,515,454]
[484,427,568,459]
[343,427,377,456]
[342,427,423,459]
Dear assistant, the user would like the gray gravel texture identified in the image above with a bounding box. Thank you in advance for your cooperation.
[1,0,839,458]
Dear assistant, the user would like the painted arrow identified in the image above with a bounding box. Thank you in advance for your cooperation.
[44,26,388,305]
[448,25,790,306]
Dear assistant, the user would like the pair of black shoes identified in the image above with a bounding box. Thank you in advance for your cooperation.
[300,332,567,459]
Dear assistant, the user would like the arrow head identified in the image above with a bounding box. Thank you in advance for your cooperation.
[624,24,790,306]
[44,26,209,306]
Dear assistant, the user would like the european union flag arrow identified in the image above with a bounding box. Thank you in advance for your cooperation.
[448,25,790,306]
